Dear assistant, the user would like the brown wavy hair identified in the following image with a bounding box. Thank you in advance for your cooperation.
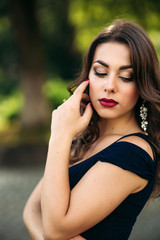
[67,19,160,198]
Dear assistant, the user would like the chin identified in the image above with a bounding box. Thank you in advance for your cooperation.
[96,112,118,120]
[94,107,117,118]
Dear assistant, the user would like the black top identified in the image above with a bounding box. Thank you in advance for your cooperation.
[69,133,157,240]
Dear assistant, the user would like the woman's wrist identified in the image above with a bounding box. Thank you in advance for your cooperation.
[49,131,73,146]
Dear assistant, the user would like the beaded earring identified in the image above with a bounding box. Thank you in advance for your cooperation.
[140,101,148,135]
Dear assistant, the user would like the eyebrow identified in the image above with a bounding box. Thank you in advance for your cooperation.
[94,60,133,70]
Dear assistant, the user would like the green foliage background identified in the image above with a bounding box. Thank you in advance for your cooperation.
[0,0,160,131]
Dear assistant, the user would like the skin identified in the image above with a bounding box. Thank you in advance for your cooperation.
[23,42,153,240]
[89,42,139,136]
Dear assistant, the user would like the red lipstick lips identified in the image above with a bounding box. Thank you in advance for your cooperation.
[99,98,118,107]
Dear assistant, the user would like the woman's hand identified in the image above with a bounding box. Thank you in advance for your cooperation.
[50,80,93,140]
[41,80,91,240]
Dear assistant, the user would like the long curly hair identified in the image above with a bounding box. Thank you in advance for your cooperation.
[67,19,160,198]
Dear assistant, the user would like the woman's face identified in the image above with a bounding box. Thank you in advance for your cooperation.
[88,42,139,120]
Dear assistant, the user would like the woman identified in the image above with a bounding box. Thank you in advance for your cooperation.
[23,19,160,240]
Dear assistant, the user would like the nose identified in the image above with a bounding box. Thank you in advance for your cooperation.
[104,74,117,93]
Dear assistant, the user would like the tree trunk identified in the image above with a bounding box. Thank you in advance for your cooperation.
[9,0,50,128]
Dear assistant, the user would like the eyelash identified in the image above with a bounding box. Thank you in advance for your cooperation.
[119,76,134,82]
[94,69,108,77]
[94,69,134,82]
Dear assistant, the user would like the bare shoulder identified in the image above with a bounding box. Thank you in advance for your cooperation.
[118,135,154,160]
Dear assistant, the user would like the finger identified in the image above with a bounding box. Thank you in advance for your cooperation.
[82,102,93,124]
[73,80,89,102]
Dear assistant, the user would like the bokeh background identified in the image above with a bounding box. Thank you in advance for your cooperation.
[0,0,160,239]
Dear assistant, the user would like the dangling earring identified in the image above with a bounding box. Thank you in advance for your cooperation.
[140,100,148,135]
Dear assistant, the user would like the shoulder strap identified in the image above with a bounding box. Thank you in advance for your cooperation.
[115,132,156,162]
[115,132,147,142]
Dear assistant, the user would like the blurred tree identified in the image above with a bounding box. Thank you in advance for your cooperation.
[0,0,19,96]
[38,0,81,79]
[9,0,50,129]
[7,0,81,129]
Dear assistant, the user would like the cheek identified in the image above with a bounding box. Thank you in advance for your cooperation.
[125,86,139,104]
[89,80,98,100]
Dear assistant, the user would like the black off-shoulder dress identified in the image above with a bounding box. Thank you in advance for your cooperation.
[69,133,157,240]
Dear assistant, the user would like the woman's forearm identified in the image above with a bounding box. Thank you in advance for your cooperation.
[41,134,73,238]
[23,178,86,240]
[24,201,44,240]
[23,180,44,240]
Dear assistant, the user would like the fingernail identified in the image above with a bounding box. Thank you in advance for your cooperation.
[85,79,89,81]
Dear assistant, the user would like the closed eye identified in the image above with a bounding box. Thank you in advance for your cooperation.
[119,76,134,82]
[94,69,108,77]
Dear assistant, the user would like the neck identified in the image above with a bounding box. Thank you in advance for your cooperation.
[97,112,141,138]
